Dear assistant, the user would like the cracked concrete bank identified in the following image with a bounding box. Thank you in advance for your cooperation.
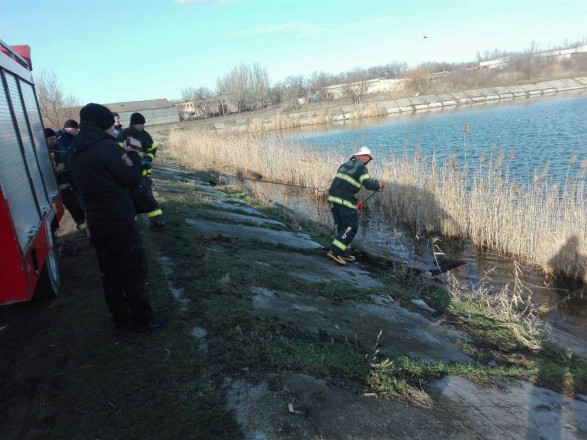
[151,165,587,440]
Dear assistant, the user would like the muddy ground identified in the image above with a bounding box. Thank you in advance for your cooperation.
[1,163,586,440]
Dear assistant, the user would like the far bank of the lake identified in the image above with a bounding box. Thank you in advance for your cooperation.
[173,76,587,133]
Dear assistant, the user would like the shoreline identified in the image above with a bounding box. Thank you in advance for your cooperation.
[170,76,587,132]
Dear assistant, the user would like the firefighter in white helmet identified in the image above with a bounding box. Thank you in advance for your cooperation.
[326,146,385,265]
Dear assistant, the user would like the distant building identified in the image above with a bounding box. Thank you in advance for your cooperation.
[323,78,406,101]
[105,99,179,126]
[479,44,587,70]
[178,94,238,120]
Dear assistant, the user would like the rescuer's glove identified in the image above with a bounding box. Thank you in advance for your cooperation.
[379,181,386,192]
[142,158,152,170]
[357,203,365,211]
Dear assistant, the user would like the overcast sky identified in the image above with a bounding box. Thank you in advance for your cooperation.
[2,0,586,103]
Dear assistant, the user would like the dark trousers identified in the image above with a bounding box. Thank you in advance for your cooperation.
[89,220,153,326]
[61,187,86,224]
[131,176,163,221]
[329,204,358,256]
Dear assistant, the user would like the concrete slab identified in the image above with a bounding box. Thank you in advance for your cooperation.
[394,98,411,107]
[450,92,471,104]
[240,249,382,289]
[222,197,248,206]
[196,208,287,229]
[379,100,400,114]
[422,94,440,104]
[193,184,222,196]
[506,85,527,95]
[251,289,471,364]
[441,100,457,107]
[575,77,587,86]
[226,373,482,440]
[520,84,541,92]
[430,375,587,440]
[491,86,511,95]
[227,370,587,440]
[463,89,484,98]
[437,93,456,103]
[408,96,425,105]
[332,113,350,122]
[185,218,322,250]
[207,200,268,217]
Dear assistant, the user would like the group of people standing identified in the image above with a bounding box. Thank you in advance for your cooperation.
[45,105,167,333]
[43,101,385,333]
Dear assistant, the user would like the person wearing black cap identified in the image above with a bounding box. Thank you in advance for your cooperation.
[117,112,165,228]
[67,103,168,333]
[44,127,57,149]
[52,119,87,232]
[55,119,79,164]
[112,112,122,138]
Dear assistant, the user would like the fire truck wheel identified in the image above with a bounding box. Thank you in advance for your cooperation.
[34,248,61,299]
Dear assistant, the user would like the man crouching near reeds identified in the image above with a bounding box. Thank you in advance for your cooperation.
[326,146,385,266]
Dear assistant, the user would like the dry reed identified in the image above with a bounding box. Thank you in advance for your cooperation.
[167,127,587,281]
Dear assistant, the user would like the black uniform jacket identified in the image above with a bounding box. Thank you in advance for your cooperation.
[68,121,142,223]
[117,127,156,158]
[328,157,381,208]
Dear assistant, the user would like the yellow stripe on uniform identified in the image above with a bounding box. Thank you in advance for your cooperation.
[359,174,370,183]
[327,195,357,209]
[147,209,163,218]
[332,239,347,251]
[335,172,361,188]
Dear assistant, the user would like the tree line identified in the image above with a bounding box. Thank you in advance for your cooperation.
[35,38,587,126]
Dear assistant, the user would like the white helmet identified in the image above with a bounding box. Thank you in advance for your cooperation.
[352,146,373,159]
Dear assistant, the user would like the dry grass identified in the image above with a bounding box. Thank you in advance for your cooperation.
[167,128,587,281]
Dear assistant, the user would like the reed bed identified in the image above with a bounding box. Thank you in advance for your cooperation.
[167,128,587,281]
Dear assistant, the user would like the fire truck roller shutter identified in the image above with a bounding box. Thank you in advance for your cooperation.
[0,71,41,250]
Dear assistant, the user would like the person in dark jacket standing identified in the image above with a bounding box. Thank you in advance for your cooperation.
[53,119,87,232]
[68,103,167,332]
[117,112,165,228]
[326,146,385,265]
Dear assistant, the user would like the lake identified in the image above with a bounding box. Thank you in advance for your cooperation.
[286,93,587,351]
[295,92,587,183]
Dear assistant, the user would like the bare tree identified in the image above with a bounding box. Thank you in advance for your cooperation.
[35,69,80,129]
[217,63,271,112]
[309,71,335,101]
[274,75,308,107]
[181,86,213,102]
[343,68,370,104]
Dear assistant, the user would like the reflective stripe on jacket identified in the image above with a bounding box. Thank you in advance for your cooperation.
[328,157,381,208]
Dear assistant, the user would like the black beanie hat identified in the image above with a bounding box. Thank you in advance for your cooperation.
[44,128,56,137]
[130,112,146,125]
[111,112,119,118]
[80,103,115,131]
[63,119,79,129]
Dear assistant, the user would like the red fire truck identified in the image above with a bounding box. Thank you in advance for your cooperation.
[0,39,64,304]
